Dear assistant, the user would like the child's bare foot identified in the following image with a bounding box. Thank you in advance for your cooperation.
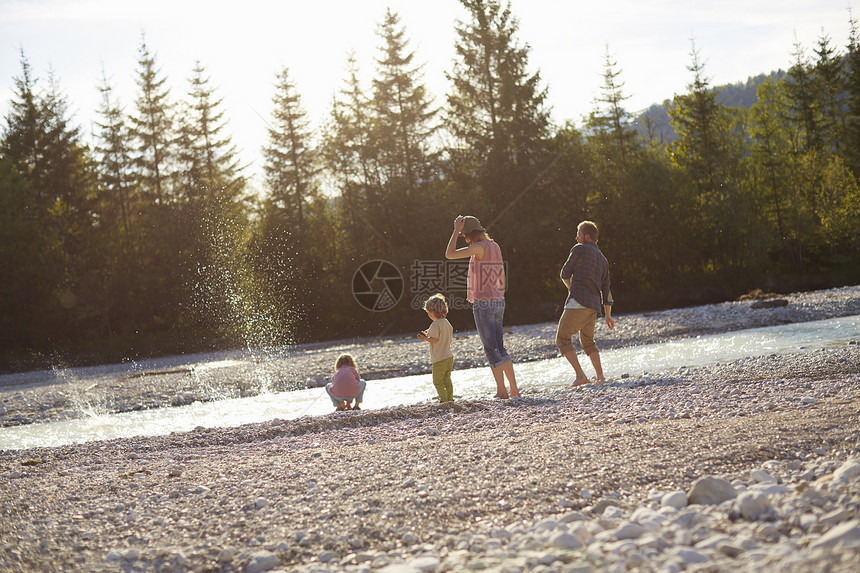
[509,390,521,398]
[568,377,589,388]
[494,392,509,399]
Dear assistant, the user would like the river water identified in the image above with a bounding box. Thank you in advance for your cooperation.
[1,315,857,450]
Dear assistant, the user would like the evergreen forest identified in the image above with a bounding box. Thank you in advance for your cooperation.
[2,0,859,372]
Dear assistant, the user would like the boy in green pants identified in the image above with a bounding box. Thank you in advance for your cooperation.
[417,293,454,402]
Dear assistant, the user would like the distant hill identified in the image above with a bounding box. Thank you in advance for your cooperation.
[631,70,787,145]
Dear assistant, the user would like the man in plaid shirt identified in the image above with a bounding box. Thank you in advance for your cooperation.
[556,220,615,386]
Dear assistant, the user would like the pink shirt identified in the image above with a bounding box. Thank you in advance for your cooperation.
[331,365,360,397]
[468,239,506,302]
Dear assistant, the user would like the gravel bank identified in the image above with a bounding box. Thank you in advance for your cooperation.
[0,285,858,573]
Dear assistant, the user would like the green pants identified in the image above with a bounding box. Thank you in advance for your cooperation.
[432,357,454,402]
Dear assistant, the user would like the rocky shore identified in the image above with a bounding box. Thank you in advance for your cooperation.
[0,285,858,572]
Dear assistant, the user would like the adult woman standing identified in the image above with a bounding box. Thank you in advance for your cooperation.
[445,215,520,399]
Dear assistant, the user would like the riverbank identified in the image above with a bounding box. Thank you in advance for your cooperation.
[0,347,858,572]
[0,286,858,573]
[1,285,859,428]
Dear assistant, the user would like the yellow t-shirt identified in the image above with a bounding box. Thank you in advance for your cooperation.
[427,318,453,364]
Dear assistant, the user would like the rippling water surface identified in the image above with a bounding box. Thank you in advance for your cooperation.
[1,315,857,450]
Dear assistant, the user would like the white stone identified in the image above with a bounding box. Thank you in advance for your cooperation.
[629,507,666,529]
[832,460,860,484]
[560,511,587,523]
[671,548,711,565]
[408,556,440,572]
[378,565,422,573]
[604,540,637,555]
[563,564,594,573]
[489,528,511,540]
[245,551,279,573]
[355,552,375,564]
[105,551,122,562]
[318,550,336,563]
[695,534,731,550]
[614,522,648,540]
[750,483,790,496]
[570,523,593,545]
[602,506,624,519]
[550,532,583,549]
[737,491,772,521]
[688,476,736,505]
[535,518,559,531]
[809,520,860,549]
[749,469,776,483]
[819,508,851,527]
[635,533,666,551]
[661,490,688,509]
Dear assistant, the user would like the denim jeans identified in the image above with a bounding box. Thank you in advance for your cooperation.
[325,379,367,406]
[472,299,511,368]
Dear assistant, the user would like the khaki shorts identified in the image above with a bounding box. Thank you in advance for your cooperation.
[556,307,598,356]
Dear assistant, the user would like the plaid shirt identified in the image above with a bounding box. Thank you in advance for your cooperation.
[559,242,612,313]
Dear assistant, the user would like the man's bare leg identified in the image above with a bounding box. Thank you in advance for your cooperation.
[588,351,605,382]
[563,349,590,386]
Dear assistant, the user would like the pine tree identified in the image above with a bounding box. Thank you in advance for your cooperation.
[445,0,550,216]
[749,77,811,266]
[256,66,336,342]
[0,157,46,351]
[669,44,724,197]
[846,11,860,175]
[93,69,135,252]
[1,52,99,344]
[587,45,637,164]
[371,8,440,250]
[585,44,638,219]
[1,50,46,201]
[785,40,822,153]
[126,34,182,333]
[263,66,317,229]
[128,35,174,205]
[813,33,847,153]
[176,61,244,207]
[669,42,752,272]
[322,52,384,252]
[0,52,62,345]
[172,61,249,341]
[584,46,645,290]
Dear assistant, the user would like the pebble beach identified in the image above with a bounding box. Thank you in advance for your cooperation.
[1,285,859,572]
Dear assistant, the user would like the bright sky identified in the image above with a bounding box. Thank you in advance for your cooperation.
[0,0,853,189]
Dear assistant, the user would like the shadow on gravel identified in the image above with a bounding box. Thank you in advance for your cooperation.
[152,397,565,449]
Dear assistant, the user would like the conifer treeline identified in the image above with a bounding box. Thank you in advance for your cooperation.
[1,1,858,370]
